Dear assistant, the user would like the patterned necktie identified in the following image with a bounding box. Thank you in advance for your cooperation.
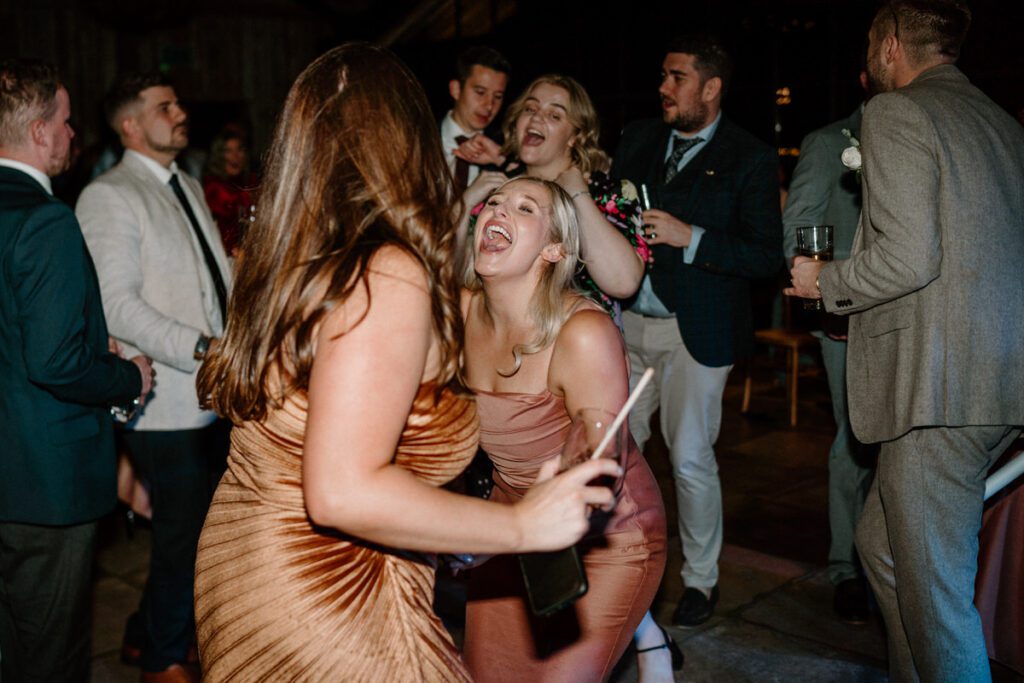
[168,174,228,322]
[664,134,704,183]
[453,135,470,196]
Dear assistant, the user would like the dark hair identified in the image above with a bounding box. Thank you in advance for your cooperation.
[0,59,61,147]
[198,43,465,422]
[103,72,170,130]
[665,35,733,96]
[455,46,511,85]
[874,0,971,62]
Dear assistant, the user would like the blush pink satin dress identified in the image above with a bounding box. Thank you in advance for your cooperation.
[464,388,667,682]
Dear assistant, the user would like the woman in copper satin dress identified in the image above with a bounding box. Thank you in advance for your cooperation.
[192,44,622,682]
[461,177,668,681]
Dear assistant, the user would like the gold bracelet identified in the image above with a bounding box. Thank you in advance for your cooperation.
[815,276,821,294]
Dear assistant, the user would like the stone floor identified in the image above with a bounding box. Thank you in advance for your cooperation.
[86,356,1017,681]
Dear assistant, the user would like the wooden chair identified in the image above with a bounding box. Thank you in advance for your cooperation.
[741,298,819,427]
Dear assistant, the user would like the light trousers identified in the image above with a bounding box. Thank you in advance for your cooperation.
[623,311,731,589]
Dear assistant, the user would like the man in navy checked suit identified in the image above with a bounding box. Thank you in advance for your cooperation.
[612,35,782,627]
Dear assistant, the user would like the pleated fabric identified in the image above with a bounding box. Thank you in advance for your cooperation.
[195,384,478,682]
[463,389,667,682]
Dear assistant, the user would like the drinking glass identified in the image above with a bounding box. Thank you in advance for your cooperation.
[795,225,834,311]
[560,408,627,497]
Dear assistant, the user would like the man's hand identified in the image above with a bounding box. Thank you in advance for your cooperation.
[108,336,123,357]
[641,209,692,247]
[783,255,826,300]
[454,133,504,167]
[131,355,155,406]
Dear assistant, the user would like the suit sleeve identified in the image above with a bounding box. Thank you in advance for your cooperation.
[782,130,835,261]
[13,203,142,405]
[820,94,942,313]
[76,182,204,372]
[690,145,783,279]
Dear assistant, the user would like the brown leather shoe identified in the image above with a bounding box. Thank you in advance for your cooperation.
[140,663,199,683]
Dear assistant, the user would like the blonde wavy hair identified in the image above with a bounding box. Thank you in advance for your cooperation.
[464,177,587,377]
[499,74,610,176]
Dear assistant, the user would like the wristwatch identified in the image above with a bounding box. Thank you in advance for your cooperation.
[194,334,211,361]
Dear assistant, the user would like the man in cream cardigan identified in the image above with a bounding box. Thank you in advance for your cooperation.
[77,73,232,683]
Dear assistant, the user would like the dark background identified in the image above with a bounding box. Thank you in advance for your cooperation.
[3,0,1022,178]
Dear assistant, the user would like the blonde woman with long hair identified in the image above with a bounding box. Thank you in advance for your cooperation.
[461,176,667,681]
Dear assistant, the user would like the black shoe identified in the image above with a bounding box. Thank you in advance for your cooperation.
[833,577,869,625]
[673,586,719,628]
[636,623,685,670]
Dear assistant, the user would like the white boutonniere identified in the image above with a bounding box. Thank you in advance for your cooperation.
[840,128,862,173]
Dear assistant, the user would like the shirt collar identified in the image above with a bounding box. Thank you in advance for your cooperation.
[125,149,180,184]
[670,111,722,147]
[441,111,474,148]
[0,158,53,194]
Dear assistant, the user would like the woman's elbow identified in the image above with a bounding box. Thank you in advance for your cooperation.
[595,257,644,299]
[304,484,356,530]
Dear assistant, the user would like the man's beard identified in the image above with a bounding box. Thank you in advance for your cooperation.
[667,101,709,134]
[866,59,892,95]
[46,148,71,177]
[147,127,188,155]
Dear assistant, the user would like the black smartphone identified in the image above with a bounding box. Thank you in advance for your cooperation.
[518,546,588,617]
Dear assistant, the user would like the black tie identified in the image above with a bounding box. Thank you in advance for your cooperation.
[168,174,228,322]
[664,134,704,183]
[453,134,470,196]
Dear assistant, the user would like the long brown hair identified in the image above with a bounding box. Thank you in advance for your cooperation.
[198,43,464,422]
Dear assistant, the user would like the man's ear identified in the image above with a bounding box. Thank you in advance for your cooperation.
[28,118,48,147]
[449,79,462,103]
[883,34,900,65]
[118,114,137,142]
[541,242,565,264]
[702,76,722,103]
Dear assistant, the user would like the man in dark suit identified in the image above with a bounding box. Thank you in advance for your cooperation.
[440,46,510,196]
[0,59,152,682]
[612,35,782,627]
[788,1,1024,678]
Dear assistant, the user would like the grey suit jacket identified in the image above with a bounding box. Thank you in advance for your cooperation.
[819,65,1024,443]
[783,106,863,262]
[77,151,232,431]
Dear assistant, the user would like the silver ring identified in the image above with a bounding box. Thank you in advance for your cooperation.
[649,231,657,240]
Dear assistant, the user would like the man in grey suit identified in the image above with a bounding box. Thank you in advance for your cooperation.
[788,1,1024,680]
[77,73,232,682]
[0,59,153,681]
[782,83,874,624]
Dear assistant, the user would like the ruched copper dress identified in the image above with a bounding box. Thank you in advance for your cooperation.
[194,384,478,681]
[464,389,667,682]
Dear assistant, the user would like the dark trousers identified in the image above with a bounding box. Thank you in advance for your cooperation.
[0,520,98,682]
[122,421,228,672]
